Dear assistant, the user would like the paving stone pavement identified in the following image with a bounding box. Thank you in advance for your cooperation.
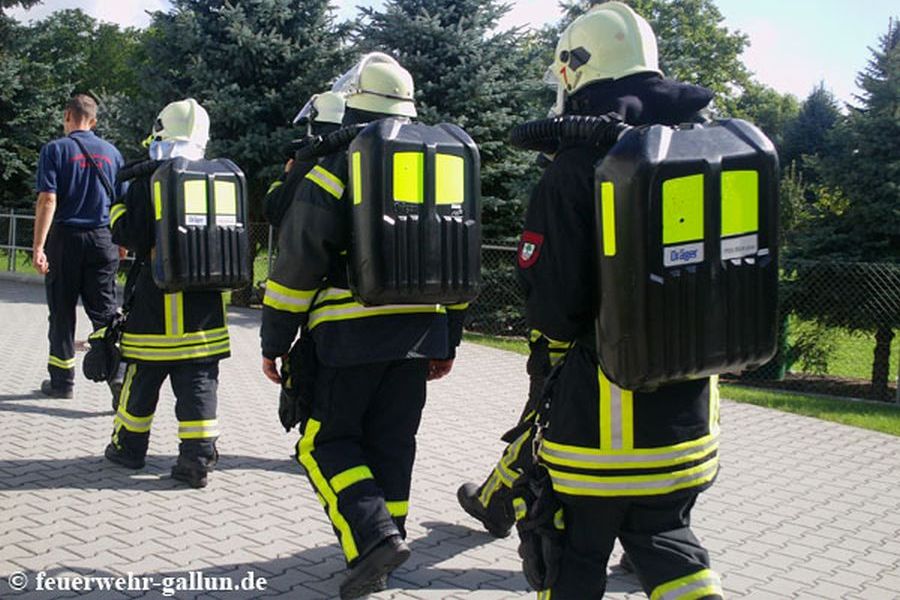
[1,277,899,600]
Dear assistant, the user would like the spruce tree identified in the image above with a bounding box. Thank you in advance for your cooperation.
[355,0,543,239]
[781,84,842,175]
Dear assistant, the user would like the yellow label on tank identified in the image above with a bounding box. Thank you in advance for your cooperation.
[153,181,162,220]
[393,152,424,204]
[352,151,363,206]
[601,181,616,256]
[435,153,465,205]
[214,180,237,216]
[184,180,208,214]
[721,170,759,237]
[662,174,704,245]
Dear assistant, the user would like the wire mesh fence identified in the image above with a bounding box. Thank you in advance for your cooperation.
[5,213,897,401]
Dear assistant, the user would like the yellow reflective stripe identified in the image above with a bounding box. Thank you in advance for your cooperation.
[478,471,504,507]
[512,497,527,521]
[601,181,616,256]
[48,355,76,369]
[538,588,552,600]
[495,429,530,485]
[266,179,283,195]
[330,466,374,494]
[163,293,184,337]
[709,375,720,435]
[386,501,408,517]
[121,339,230,362]
[264,280,317,314]
[305,165,345,199]
[89,327,107,341]
[651,569,722,600]
[314,287,354,304]
[112,363,137,446]
[446,302,470,310]
[553,508,565,530]
[308,303,445,329]
[110,204,127,228]
[154,180,163,220]
[541,435,718,470]
[114,408,154,433]
[547,456,719,497]
[298,420,359,562]
[540,434,719,471]
[529,329,542,343]
[178,419,220,440]
[599,368,633,450]
[121,327,229,348]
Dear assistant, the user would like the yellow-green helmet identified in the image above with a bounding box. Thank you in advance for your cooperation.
[146,98,210,147]
[293,91,346,126]
[553,2,661,95]
[333,52,417,118]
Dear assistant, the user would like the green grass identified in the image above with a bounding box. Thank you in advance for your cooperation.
[0,248,34,272]
[722,384,900,436]
[785,316,899,381]
[463,332,529,355]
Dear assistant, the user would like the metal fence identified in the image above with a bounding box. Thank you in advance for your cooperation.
[5,212,898,401]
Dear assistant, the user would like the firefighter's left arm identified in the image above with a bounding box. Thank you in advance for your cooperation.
[260,153,349,361]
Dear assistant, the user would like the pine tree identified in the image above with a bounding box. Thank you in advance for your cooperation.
[781,84,842,175]
[121,0,349,211]
[355,0,543,239]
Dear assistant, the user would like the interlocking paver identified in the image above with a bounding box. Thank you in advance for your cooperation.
[2,276,900,599]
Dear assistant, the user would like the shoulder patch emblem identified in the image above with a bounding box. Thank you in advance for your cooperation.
[518,231,544,269]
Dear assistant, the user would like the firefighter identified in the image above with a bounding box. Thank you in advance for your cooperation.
[264,91,346,228]
[260,53,466,600]
[513,3,723,598]
[104,99,230,489]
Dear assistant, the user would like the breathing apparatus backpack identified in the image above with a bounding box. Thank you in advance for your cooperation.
[511,115,779,389]
[150,158,251,292]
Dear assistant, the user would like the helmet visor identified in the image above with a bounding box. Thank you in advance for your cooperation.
[292,97,316,126]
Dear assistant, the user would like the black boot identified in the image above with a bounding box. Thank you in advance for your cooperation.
[457,482,513,538]
[104,443,145,469]
[40,379,73,399]
[339,535,409,600]
[171,458,210,489]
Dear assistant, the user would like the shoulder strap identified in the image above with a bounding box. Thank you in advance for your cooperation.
[121,258,142,315]
[70,134,116,200]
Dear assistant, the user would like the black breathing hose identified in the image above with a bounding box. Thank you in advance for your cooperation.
[509,114,632,153]
[293,124,367,162]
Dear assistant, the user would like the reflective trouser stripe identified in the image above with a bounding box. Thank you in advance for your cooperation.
[305,165,345,199]
[178,419,220,440]
[386,501,408,517]
[110,204,127,228]
[547,456,718,497]
[112,364,138,445]
[329,465,374,494]
[651,569,723,600]
[115,409,154,433]
[478,428,531,508]
[297,419,359,562]
[48,355,76,369]
[267,180,283,194]
[512,497,527,521]
[164,293,184,336]
[263,280,317,313]
[599,368,633,450]
[537,589,552,600]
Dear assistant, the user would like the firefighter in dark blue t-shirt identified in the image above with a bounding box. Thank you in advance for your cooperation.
[32,93,127,399]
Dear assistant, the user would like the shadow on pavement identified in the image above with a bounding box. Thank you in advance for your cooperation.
[0,454,300,491]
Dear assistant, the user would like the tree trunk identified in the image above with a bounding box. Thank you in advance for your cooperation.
[871,326,895,402]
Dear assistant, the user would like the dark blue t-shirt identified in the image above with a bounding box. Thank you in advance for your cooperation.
[35,130,127,229]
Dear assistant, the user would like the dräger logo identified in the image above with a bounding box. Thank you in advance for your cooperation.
[670,248,699,263]
[663,242,704,267]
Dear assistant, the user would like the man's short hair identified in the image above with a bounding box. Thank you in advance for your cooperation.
[65,94,98,122]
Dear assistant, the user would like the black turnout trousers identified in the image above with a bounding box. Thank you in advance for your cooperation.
[297,358,428,567]
[111,361,220,467]
[549,493,719,600]
[45,224,118,388]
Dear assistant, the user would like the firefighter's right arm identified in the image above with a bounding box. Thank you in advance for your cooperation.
[260,154,349,361]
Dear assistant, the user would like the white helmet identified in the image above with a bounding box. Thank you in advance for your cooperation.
[553,2,661,95]
[292,91,346,126]
[332,52,417,118]
[145,98,210,161]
